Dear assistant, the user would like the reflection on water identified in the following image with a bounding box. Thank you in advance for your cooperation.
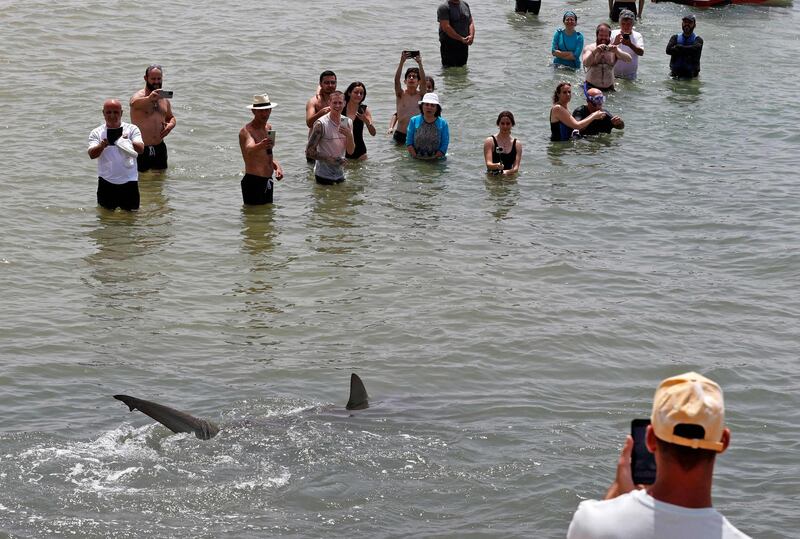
[665,77,703,105]
[307,168,366,255]
[241,203,277,256]
[484,174,520,221]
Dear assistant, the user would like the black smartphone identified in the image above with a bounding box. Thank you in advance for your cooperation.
[158,90,174,99]
[622,33,631,40]
[106,127,123,146]
[358,104,366,115]
[403,50,420,58]
[631,419,656,485]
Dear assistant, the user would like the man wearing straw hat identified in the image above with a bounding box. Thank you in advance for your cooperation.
[239,94,283,205]
[567,371,750,538]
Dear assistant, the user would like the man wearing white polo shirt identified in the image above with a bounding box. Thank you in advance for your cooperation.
[611,10,644,80]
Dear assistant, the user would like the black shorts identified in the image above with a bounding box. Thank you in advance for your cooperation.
[137,141,168,172]
[584,80,616,92]
[241,173,274,205]
[315,175,344,185]
[610,2,636,22]
[97,177,140,211]
[440,38,469,67]
[393,130,408,145]
[515,0,541,14]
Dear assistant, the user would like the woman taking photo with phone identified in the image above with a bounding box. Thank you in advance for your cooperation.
[550,82,607,141]
[484,111,522,176]
[406,93,449,160]
[343,82,376,160]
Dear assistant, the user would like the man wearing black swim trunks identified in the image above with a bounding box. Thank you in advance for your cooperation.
[88,99,144,211]
[130,64,176,173]
[239,94,284,205]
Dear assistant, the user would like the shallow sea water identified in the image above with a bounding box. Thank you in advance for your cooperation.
[1,0,799,537]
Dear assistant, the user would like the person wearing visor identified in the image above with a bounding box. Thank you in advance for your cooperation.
[567,372,750,538]
[552,11,584,70]
[611,10,644,80]
[572,85,624,137]
[666,15,704,79]
[406,93,449,159]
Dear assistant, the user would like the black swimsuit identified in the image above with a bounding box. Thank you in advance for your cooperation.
[491,136,517,170]
[346,107,367,159]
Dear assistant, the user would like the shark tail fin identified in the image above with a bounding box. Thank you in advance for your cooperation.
[113,394,219,440]
[346,373,369,410]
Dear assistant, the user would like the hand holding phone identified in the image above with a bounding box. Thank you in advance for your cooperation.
[631,419,656,485]
[157,90,174,99]
[403,50,420,59]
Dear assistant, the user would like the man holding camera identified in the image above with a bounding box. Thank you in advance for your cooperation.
[130,64,176,173]
[582,23,631,91]
[88,99,144,211]
[567,372,750,538]
[437,0,475,67]
[610,10,644,80]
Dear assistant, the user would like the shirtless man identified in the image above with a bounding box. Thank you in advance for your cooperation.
[238,94,284,205]
[130,64,176,173]
[582,23,631,92]
[391,52,426,145]
[305,70,337,129]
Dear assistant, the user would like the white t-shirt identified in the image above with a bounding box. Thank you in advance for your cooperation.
[567,489,750,539]
[88,122,142,184]
[610,29,643,79]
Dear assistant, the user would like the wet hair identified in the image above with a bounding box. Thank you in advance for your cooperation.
[404,67,420,80]
[418,103,442,117]
[596,23,612,37]
[496,111,515,126]
[553,82,571,103]
[344,82,367,106]
[144,64,162,77]
[319,70,337,84]
[426,76,435,91]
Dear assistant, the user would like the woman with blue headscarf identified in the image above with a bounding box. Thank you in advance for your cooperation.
[552,11,584,69]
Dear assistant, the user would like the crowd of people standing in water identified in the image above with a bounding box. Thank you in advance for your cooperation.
[87,1,703,212]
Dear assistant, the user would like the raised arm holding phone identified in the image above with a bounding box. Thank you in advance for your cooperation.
[130,64,176,173]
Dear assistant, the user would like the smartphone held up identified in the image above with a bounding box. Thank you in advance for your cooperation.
[631,419,656,485]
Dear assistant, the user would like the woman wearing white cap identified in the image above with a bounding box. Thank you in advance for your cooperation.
[405,93,449,160]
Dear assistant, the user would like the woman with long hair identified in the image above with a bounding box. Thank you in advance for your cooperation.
[343,81,376,160]
[550,82,606,141]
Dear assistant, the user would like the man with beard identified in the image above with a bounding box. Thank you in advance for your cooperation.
[582,23,631,91]
[238,94,284,205]
[130,64,176,173]
[666,15,703,79]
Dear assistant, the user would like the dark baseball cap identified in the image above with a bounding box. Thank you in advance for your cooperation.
[682,14,696,21]
[620,9,635,20]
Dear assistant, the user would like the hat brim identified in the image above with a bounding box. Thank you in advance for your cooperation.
[247,103,277,110]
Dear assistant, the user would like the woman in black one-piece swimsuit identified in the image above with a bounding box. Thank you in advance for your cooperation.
[344,82,376,160]
[483,111,523,176]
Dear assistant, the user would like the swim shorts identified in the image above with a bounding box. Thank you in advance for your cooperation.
[610,2,636,22]
[97,177,140,211]
[241,173,274,205]
[137,141,168,172]
[393,130,408,145]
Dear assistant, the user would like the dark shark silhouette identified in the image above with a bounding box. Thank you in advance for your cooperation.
[114,373,369,440]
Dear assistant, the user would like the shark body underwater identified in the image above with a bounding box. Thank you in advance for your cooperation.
[114,373,370,440]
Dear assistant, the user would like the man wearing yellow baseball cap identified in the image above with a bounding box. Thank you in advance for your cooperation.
[567,372,750,538]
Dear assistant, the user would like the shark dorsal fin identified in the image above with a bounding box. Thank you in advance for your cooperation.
[346,373,369,410]
[113,394,219,440]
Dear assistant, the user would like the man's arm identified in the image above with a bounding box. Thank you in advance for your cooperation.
[305,120,324,161]
[130,91,157,111]
[439,20,466,43]
[160,100,177,138]
[394,53,406,98]
[613,46,632,63]
[129,126,145,154]
[305,98,329,128]
[465,18,475,46]
[88,136,107,159]
[604,435,637,500]
[582,44,598,66]
[665,34,678,56]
